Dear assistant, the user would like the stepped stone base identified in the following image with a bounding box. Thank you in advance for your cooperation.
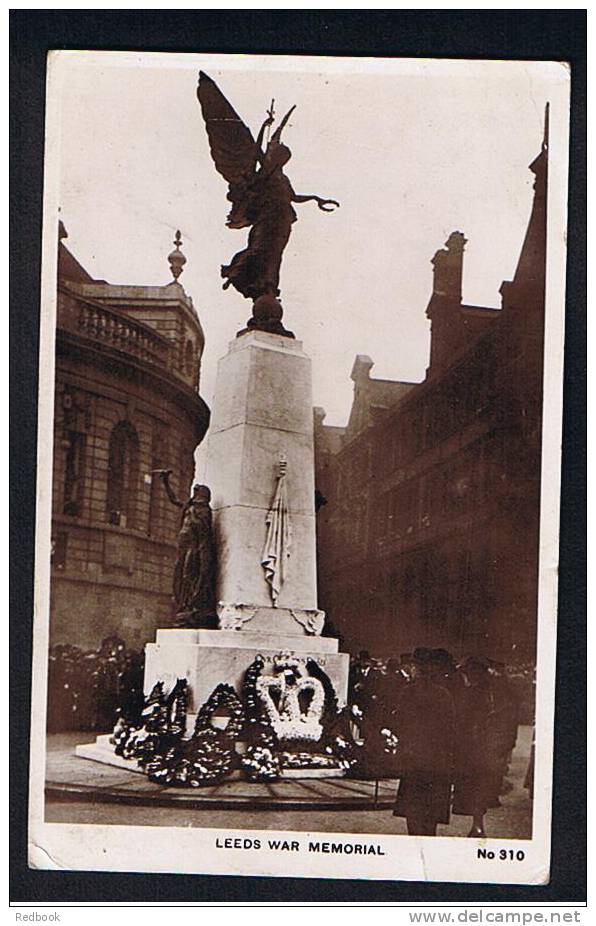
[216,604,326,636]
[74,627,351,781]
[75,735,346,780]
[76,735,146,773]
[144,628,350,724]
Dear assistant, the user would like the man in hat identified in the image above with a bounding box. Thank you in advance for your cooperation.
[393,647,456,836]
[377,656,408,723]
[158,471,217,628]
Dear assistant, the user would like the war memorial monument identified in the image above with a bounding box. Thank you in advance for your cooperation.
[76,72,352,782]
[32,49,556,871]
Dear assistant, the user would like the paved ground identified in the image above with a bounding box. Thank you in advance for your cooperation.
[45,726,533,838]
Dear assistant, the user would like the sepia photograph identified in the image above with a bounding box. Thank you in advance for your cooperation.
[27,50,570,884]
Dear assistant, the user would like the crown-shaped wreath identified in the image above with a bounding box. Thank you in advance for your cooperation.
[256,656,325,742]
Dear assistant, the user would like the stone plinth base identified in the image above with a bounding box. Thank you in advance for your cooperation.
[144,628,350,725]
[217,603,325,636]
[74,628,351,781]
[76,734,145,773]
[153,627,338,652]
[75,735,346,780]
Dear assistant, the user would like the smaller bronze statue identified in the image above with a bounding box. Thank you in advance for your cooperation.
[153,470,217,629]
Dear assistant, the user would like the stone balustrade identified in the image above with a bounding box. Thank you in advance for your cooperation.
[59,293,173,370]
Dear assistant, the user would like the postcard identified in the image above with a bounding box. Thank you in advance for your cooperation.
[29,51,570,884]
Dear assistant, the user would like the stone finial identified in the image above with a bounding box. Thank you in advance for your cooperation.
[168,230,187,282]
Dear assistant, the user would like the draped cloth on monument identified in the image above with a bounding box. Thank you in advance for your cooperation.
[261,466,291,605]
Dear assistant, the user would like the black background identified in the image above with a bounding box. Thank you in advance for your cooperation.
[10,9,586,905]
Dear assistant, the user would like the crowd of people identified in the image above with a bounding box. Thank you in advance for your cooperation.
[47,636,145,733]
[348,648,535,837]
[47,635,534,836]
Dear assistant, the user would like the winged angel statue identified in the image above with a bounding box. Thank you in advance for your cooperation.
[197,72,339,336]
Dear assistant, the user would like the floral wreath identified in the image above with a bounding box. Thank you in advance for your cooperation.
[193,683,245,739]
[255,657,325,742]
[112,656,358,784]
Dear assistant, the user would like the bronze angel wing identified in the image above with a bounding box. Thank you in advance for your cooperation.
[197,72,258,185]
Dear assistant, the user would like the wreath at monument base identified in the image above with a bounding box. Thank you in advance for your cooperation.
[146,727,238,788]
[111,656,357,786]
[241,740,281,781]
[240,658,282,781]
[111,680,244,787]
[111,678,188,767]
[193,683,245,739]
[280,751,344,770]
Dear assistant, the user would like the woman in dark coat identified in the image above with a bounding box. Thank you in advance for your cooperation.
[393,649,456,836]
[486,661,520,801]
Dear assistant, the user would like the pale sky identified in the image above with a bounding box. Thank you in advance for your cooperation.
[52,53,561,446]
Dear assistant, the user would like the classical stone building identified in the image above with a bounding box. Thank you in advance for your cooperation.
[315,118,547,663]
[50,225,210,648]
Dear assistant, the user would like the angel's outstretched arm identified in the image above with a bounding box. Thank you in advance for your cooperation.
[292,193,340,212]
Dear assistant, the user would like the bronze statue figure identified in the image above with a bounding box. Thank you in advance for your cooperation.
[197,71,339,337]
[154,470,217,629]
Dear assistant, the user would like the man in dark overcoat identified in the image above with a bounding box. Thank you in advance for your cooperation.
[393,648,456,836]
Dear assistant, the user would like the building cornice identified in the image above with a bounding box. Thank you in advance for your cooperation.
[56,328,210,442]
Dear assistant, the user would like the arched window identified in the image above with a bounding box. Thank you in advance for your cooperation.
[106,421,139,528]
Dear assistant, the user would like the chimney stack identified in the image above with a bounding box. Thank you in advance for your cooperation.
[431,231,467,302]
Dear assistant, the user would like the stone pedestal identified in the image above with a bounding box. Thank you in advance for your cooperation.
[205,330,318,615]
[144,329,349,738]
[76,329,350,777]
[143,628,349,733]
